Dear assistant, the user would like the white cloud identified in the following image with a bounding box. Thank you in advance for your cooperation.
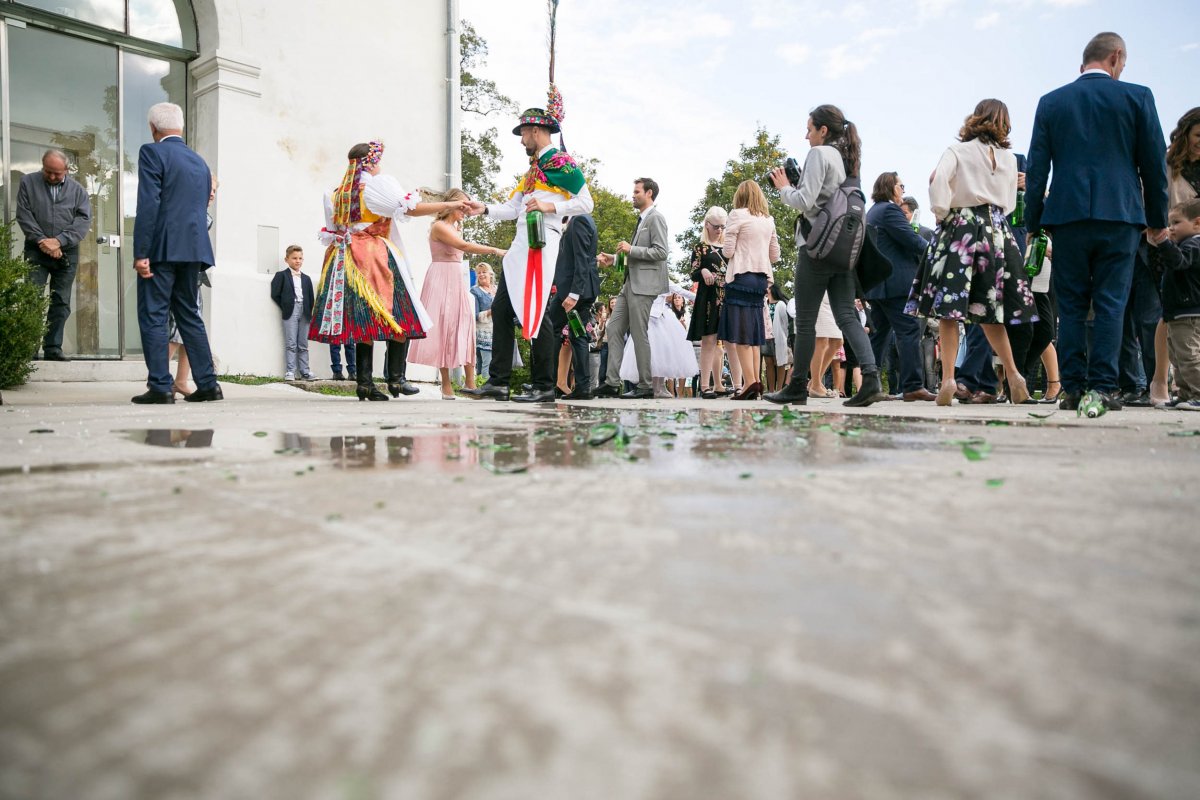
[777,43,811,65]
[823,43,873,80]
[974,12,1000,30]
[858,27,900,43]
[917,0,958,19]
[1045,0,1091,6]
[1182,43,1199,52]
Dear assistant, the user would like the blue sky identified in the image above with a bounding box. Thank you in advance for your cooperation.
[462,0,1197,259]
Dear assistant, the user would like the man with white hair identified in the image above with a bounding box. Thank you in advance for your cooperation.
[131,102,221,404]
[15,149,92,361]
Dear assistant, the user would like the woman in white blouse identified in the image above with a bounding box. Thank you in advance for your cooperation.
[904,99,1037,406]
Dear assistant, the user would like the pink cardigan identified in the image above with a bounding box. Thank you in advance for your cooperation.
[722,208,780,282]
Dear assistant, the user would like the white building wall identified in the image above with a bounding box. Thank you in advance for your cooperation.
[190,0,456,378]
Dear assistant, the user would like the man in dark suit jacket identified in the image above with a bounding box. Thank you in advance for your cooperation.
[864,173,932,401]
[515,213,599,402]
[131,102,221,404]
[1025,32,1169,411]
[270,245,316,380]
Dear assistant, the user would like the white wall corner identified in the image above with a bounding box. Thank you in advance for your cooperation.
[191,52,263,99]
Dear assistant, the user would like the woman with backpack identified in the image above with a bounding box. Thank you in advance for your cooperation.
[904,98,1036,406]
[764,104,883,407]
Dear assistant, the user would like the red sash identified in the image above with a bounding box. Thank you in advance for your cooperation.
[522,247,543,340]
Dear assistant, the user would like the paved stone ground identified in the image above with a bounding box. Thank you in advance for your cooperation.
[1,381,1199,800]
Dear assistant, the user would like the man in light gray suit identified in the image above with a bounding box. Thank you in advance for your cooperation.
[596,178,669,399]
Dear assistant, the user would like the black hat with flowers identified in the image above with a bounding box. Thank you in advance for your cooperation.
[512,107,561,136]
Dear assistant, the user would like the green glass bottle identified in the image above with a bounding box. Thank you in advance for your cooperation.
[1008,190,1026,228]
[1078,390,1107,419]
[526,210,546,250]
[910,208,921,233]
[1024,232,1048,278]
[614,250,627,280]
[567,309,586,338]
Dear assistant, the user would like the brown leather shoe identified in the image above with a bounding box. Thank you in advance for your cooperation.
[953,383,972,402]
[967,390,998,404]
[903,387,937,402]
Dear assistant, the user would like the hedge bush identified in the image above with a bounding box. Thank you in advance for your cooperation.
[0,224,48,389]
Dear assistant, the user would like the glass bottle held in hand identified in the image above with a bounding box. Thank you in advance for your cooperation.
[614,249,627,279]
[1024,231,1048,278]
[567,309,586,338]
[526,210,546,249]
[1008,191,1026,228]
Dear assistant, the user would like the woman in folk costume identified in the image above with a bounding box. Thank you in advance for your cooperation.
[620,283,699,397]
[309,141,470,401]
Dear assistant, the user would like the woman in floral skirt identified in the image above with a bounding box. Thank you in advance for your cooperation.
[905,99,1036,406]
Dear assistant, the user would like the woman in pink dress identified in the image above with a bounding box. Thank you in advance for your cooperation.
[408,189,507,398]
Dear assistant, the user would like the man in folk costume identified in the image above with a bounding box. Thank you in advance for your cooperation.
[462,94,594,400]
[309,141,469,401]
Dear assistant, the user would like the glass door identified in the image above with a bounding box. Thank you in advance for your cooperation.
[6,23,120,357]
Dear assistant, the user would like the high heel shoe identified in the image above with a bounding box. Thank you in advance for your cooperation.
[1008,375,1031,406]
[1040,379,1062,403]
[172,382,193,399]
[357,385,390,401]
[732,381,763,401]
[936,379,956,407]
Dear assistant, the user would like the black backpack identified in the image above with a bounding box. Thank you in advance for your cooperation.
[804,176,867,271]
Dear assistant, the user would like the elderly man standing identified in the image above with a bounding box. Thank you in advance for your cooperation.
[131,102,221,404]
[1025,31,1169,411]
[15,149,92,361]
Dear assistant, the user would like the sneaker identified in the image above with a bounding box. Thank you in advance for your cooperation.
[301,373,316,380]
[284,372,296,381]
[1177,399,1200,412]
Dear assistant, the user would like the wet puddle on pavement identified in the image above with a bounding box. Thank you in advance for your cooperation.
[115,408,943,475]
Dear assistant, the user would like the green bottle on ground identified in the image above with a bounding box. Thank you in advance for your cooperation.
[1078,390,1107,419]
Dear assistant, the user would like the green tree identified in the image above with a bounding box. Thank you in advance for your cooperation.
[677,127,800,290]
[459,20,516,203]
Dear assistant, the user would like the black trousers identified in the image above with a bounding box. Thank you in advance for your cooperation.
[529,295,595,391]
[26,246,78,356]
[1008,289,1057,381]
[488,273,519,386]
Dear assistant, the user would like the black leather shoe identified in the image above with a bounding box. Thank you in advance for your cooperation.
[764,383,808,405]
[460,383,510,401]
[561,388,594,400]
[844,372,884,408]
[621,388,654,399]
[184,384,224,403]
[131,389,175,404]
[593,383,621,398]
[1059,391,1081,411]
[387,380,420,397]
[43,351,69,362]
[1096,390,1124,411]
[1121,390,1150,407]
[357,385,389,401]
[512,388,557,403]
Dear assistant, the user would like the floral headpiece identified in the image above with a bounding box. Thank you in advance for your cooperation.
[359,140,384,168]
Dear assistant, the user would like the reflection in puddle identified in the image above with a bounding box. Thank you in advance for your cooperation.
[119,408,933,474]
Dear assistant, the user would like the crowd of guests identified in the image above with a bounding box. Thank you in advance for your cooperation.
[123,32,1200,414]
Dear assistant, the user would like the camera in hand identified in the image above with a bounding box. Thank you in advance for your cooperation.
[764,157,801,189]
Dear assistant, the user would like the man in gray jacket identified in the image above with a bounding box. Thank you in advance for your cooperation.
[16,149,92,361]
[596,177,669,399]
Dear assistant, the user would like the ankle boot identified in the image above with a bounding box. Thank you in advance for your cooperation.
[356,343,388,401]
[386,340,419,396]
[844,368,883,407]
[763,380,808,405]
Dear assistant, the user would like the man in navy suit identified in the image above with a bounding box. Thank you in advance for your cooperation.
[864,173,932,401]
[514,213,599,402]
[131,102,221,404]
[1025,32,1168,411]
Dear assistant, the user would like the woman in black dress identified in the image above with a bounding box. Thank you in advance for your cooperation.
[687,206,730,397]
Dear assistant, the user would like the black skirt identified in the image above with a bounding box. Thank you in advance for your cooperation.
[717,272,767,346]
